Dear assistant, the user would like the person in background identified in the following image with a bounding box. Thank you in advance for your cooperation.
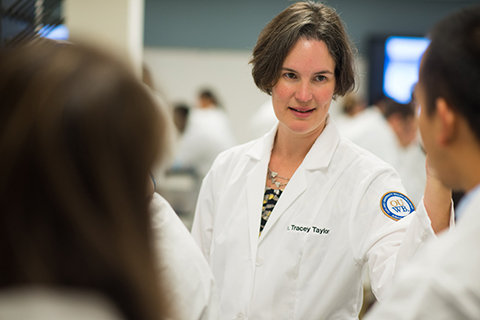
[247,99,278,141]
[366,5,480,319]
[173,88,237,180]
[172,103,190,135]
[334,92,367,136]
[384,100,426,205]
[191,2,452,319]
[384,100,418,149]
[342,97,426,205]
[341,96,399,169]
[142,59,223,320]
[0,42,170,320]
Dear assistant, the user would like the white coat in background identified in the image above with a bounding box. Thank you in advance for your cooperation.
[365,185,480,320]
[173,107,237,179]
[338,106,426,206]
[151,193,222,320]
[192,116,444,320]
[340,106,399,167]
[395,142,427,206]
[247,100,278,141]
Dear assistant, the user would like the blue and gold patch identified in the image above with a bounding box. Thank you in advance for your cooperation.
[380,191,415,221]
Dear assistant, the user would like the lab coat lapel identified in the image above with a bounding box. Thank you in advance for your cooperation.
[258,115,345,242]
[259,166,308,241]
[245,124,277,269]
[246,156,269,269]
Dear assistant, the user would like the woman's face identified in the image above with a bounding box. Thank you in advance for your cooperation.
[271,38,336,139]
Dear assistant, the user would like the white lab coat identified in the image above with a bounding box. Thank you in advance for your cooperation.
[151,193,222,320]
[339,107,426,207]
[192,116,437,320]
[365,186,480,320]
[340,106,399,168]
[174,107,237,179]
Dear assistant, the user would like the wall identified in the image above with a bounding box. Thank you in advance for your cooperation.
[143,0,479,143]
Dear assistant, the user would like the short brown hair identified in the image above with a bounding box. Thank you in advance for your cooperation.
[250,1,356,97]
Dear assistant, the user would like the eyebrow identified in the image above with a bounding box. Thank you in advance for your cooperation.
[282,67,334,75]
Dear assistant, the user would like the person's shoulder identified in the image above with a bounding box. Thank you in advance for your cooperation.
[211,138,260,168]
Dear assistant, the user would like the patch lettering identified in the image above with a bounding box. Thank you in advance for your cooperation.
[380,191,415,221]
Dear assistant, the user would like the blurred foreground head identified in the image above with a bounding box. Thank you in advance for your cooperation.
[0,42,170,320]
[420,5,480,141]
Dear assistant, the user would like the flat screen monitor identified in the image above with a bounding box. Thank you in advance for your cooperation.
[368,35,430,105]
[383,36,430,104]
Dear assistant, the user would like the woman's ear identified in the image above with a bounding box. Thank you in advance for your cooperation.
[435,97,457,147]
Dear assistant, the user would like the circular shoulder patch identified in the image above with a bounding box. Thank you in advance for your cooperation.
[380,191,415,221]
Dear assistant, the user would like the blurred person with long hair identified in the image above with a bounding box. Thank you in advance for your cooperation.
[0,42,171,320]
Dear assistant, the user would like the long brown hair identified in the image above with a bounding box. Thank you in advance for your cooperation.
[0,42,171,320]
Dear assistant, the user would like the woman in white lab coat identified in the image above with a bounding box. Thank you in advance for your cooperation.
[191,2,452,319]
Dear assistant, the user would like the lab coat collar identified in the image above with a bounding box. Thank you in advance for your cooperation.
[244,114,342,250]
[245,123,278,161]
[245,114,340,170]
[302,114,340,170]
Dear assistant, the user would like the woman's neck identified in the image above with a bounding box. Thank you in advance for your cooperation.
[273,123,323,162]
[268,122,325,180]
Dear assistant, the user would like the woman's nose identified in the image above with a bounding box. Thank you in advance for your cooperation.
[294,81,313,103]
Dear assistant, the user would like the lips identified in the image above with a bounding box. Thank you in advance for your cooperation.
[289,107,315,118]
[289,107,315,113]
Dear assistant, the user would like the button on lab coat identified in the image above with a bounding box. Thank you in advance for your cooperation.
[192,116,436,320]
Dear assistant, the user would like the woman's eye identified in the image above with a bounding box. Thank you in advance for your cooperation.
[315,75,327,82]
[284,72,296,79]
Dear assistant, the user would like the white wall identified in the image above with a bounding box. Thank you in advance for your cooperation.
[144,47,367,144]
[65,0,145,76]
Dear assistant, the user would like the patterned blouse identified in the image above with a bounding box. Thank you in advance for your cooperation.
[260,187,283,236]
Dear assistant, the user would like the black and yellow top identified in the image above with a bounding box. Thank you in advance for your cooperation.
[259,187,283,236]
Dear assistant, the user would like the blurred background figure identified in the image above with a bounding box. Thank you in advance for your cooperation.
[141,63,223,319]
[247,100,278,141]
[166,88,236,229]
[173,88,237,179]
[172,102,190,135]
[340,95,395,163]
[0,41,170,320]
[342,97,426,205]
[384,99,427,205]
[334,93,367,136]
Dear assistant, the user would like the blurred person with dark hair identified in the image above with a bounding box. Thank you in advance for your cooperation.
[172,103,190,135]
[366,5,480,319]
[0,42,171,320]
[384,100,418,149]
[173,87,236,180]
[384,100,427,205]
